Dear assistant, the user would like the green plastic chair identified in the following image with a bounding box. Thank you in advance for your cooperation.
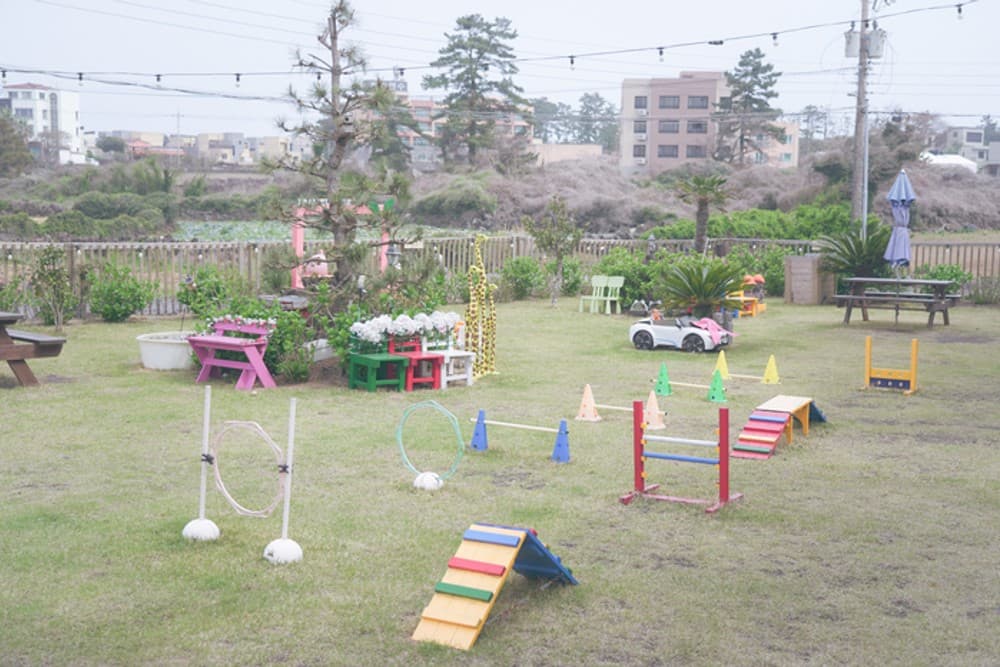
[579,275,609,313]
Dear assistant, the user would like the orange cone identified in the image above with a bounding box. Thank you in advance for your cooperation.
[644,391,666,430]
[575,384,602,422]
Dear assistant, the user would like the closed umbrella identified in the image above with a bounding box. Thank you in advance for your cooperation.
[884,169,915,272]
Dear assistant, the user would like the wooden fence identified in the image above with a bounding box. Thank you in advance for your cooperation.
[1,236,997,318]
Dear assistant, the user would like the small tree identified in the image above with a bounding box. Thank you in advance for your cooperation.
[573,92,619,153]
[715,48,782,165]
[30,246,77,332]
[676,174,728,254]
[88,262,157,323]
[521,196,584,306]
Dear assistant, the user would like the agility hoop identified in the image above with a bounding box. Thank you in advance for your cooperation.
[396,400,465,482]
[210,420,286,517]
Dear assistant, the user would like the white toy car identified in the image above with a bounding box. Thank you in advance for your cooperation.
[628,315,732,353]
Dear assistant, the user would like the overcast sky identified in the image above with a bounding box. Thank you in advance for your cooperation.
[4,0,997,137]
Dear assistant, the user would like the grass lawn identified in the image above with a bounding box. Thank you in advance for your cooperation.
[2,300,998,666]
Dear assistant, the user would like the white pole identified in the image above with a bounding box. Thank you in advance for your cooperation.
[280,398,297,540]
[198,385,211,520]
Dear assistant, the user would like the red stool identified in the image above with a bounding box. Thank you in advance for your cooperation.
[388,337,444,390]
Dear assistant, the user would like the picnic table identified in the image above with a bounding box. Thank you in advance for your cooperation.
[834,277,960,327]
[0,311,66,386]
[186,319,276,391]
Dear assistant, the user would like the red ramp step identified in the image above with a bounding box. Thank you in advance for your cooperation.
[733,410,790,460]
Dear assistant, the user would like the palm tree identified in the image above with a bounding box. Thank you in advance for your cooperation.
[676,175,728,254]
[656,257,744,319]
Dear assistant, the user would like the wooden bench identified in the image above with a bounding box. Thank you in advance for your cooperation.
[388,336,444,391]
[347,351,409,392]
[422,332,475,389]
[187,319,277,391]
[834,292,961,327]
[1,329,66,386]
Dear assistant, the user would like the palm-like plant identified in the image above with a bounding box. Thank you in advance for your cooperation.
[656,257,745,318]
[675,174,728,254]
[817,221,892,281]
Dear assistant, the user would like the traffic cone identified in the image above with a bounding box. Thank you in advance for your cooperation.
[471,410,489,451]
[575,384,602,422]
[707,369,727,403]
[714,350,731,380]
[654,362,672,397]
[644,391,666,430]
[551,420,570,463]
[762,355,780,384]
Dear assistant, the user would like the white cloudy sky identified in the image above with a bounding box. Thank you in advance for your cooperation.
[4,0,996,136]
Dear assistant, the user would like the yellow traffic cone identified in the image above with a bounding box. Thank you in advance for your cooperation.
[762,355,780,384]
[714,350,731,380]
[644,390,666,430]
[575,384,602,422]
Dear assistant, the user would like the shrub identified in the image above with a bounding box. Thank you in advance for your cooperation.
[968,277,1000,305]
[592,246,655,306]
[30,246,77,331]
[88,262,157,322]
[42,210,97,239]
[178,265,254,319]
[724,244,796,296]
[546,257,584,296]
[411,176,497,220]
[500,256,543,300]
[913,263,973,293]
[0,212,39,239]
[73,192,146,219]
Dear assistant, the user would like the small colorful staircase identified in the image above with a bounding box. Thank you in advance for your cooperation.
[411,523,578,650]
[732,410,791,459]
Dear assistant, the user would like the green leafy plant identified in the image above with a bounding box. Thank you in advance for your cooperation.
[546,256,583,296]
[88,262,157,323]
[654,256,744,318]
[913,263,973,293]
[817,221,892,279]
[968,277,1000,304]
[30,246,78,331]
[500,256,543,300]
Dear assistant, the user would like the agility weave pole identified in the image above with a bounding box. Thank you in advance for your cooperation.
[620,400,743,513]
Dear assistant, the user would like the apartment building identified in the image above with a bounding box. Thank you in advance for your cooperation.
[748,120,800,169]
[0,82,87,164]
[619,72,730,175]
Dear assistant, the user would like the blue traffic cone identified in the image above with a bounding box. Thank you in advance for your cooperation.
[471,410,489,451]
[551,420,570,463]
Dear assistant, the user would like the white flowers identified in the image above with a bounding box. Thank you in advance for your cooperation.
[209,315,277,328]
[350,311,461,344]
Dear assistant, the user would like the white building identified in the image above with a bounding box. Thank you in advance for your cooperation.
[0,82,88,164]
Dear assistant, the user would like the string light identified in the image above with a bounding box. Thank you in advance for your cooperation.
[771,32,779,46]
[658,47,664,62]
[235,72,241,87]
[569,55,575,70]
[708,40,723,46]
[956,3,963,19]
[77,72,83,86]
[155,73,162,86]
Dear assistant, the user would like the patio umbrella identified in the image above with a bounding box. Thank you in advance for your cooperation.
[884,169,915,270]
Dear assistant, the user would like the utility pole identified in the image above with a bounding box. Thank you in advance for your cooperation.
[850,0,870,234]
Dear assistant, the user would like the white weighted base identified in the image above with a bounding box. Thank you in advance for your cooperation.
[264,538,303,564]
[182,518,220,541]
[413,471,443,491]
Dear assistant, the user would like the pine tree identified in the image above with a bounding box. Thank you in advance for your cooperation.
[715,48,782,165]
[422,14,526,166]
[574,92,619,152]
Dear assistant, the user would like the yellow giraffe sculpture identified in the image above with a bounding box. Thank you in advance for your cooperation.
[465,235,497,377]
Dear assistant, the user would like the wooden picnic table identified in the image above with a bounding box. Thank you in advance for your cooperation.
[0,311,66,386]
[834,277,960,327]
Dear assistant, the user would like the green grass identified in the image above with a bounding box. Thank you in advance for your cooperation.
[2,300,998,665]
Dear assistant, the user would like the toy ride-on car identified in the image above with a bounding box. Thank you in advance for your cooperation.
[628,315,732,353]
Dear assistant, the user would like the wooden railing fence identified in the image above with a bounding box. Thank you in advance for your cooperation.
[0,236,996,318]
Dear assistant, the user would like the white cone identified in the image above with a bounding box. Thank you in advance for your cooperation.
[182,518,220,541]
[264,538,303,564]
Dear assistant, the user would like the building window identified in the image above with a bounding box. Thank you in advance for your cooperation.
[633,144,647,158]
[42,110,48,120]
[686,145,706,158]
[658,120,679,133]
[978,150,988,160]
[658,95,679,109]
[658,144,679,158]
[687,96,709,109]
[781,153,793,162]
[634,95,648,109]
[966,131,983,143]
[633,120,647,133]
[15,108,33,119]
[687,120,707,134]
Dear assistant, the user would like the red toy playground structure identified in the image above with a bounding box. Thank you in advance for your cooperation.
[620,400,743,513]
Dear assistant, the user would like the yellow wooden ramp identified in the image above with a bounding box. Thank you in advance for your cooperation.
[412,523,524,650]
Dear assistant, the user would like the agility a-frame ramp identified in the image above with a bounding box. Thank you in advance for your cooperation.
[411,523,578,650]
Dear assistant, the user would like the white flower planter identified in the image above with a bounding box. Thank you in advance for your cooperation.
[136,332,196,370]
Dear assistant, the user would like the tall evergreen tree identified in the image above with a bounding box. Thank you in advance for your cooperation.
[573,92,619,153]
[529,97,573,143]
[0,113,34,177]
[714,48,782,165]
[422,14,526,166]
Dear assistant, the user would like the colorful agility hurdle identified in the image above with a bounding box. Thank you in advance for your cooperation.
[470,410,570,463]
[620,400,743,513]
[864,335,918,395]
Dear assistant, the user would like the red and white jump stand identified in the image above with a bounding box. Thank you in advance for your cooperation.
[620,400,743,513]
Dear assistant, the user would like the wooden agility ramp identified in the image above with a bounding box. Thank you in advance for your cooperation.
[411,523,578,650]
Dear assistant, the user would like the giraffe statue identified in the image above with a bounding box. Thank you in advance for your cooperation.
[465,235,497,377]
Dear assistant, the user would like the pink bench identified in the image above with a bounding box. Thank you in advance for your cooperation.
[187,319,277,391]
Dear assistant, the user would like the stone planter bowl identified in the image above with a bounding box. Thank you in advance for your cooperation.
[136,332,196,370]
